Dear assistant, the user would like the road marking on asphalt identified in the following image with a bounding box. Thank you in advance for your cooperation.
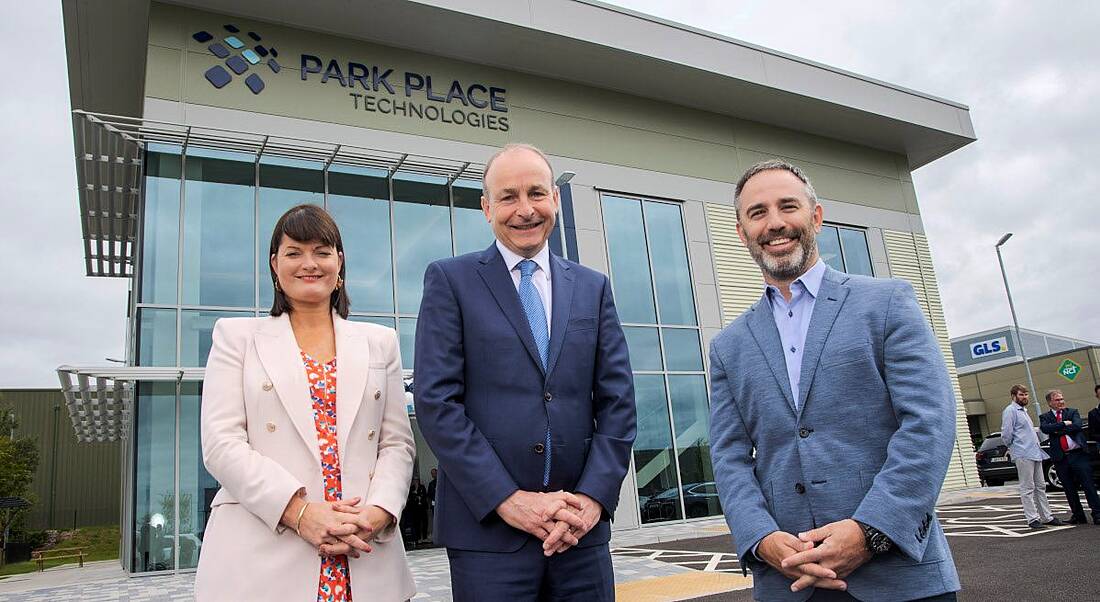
[611,547,744,574]
[937,498,1079,537]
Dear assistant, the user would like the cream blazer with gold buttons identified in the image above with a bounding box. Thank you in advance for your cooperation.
[195,313,415,601]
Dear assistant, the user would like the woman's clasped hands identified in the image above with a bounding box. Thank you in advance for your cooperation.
[284,494,395,558]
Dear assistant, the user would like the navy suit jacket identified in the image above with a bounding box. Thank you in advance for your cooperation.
[413,244,636,552]
[1040,407,1088,462]
[708,268,960,601]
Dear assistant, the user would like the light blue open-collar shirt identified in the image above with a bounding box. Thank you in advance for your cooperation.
[765,258,827,408]
[1000,401,1047,461]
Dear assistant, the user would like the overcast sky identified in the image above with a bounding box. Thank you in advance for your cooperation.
[1,2,1098,388]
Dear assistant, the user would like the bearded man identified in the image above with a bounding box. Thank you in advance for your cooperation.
[707,160,961,601]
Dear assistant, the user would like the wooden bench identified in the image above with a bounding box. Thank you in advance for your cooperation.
[31,547,86,572]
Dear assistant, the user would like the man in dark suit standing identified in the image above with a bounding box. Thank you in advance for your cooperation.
[1039,389,1100,524]
[1088,385,1100,444]
[414,143,636,601]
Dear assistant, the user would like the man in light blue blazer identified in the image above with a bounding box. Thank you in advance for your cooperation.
[708,160,961,601]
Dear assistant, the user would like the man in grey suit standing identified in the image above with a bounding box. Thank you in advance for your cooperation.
[708,159,961,601]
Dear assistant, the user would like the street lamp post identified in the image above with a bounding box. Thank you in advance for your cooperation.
[995,233,1041,424]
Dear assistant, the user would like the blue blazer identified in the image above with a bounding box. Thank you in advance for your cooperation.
[1040,407,1088,462]
[413,244,636,552]
[708,267,961,601]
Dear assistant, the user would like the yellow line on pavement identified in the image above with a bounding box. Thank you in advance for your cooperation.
[616,572,753,601]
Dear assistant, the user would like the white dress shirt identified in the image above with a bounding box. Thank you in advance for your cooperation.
[496,240,553,335]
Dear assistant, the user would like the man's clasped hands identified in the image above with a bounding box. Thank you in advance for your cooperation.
[496,490,603,557]
[758,518,874,593]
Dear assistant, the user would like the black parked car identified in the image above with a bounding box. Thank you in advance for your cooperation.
[641,482,722,521]
[975,425,1100,489]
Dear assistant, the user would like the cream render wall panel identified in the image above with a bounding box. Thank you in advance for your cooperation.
[883,230,979,492]
[737,149,907,213]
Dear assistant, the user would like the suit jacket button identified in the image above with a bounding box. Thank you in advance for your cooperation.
[368,429,376,440]
[799,427,811,438]
[265,422,277,432]
[374,390,381,400]
[544,392,552,402]
[262,381,273,391]
[794,482,806,494]
[534,443,545,454]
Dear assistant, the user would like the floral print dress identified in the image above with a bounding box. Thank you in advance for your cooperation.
[302,351,352,602]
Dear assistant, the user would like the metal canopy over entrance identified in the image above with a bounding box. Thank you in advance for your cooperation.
[56,365,204,442]
[71,110,486,279]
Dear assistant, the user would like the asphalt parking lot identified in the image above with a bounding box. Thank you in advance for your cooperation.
[625,490,1100,601]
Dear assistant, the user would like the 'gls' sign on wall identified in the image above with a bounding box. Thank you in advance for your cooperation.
[970,336,1009,359]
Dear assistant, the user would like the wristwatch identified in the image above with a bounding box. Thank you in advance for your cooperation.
[855,520,893,555]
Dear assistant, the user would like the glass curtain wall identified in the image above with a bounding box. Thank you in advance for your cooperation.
[601,194,720,525]
[132,145,497,573]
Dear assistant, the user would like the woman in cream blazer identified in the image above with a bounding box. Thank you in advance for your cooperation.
[195,205,416,601]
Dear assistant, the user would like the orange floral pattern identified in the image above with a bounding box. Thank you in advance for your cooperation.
[302,351,352,602]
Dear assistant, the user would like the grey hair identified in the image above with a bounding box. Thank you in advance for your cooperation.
[1045,389,1064,403]
[482,143,555,199]
[733,159,818,215]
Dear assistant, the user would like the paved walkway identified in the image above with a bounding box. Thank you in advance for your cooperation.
[0,485,1023,602]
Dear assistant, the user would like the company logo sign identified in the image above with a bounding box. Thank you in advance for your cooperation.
[970,336,1009,359]
[193,24,281,95]
[1057,358,1082,382]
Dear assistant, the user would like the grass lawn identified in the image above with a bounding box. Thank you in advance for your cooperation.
[0,525,120,577]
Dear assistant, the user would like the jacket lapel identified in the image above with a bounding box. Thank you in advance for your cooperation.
[545,254,575,378]
[254,314,321,463]
[476,244,545,375]
[334,314,369,454]
[746,296,797,412]
[796,269,850,415]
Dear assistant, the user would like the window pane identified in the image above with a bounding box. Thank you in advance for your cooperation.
[142,149,181,304]
[817,225,843,272]
[839,227,874,276]
[662,328,703,371]
[398,317,417,370]
[138,308,176,367]
[132,382,176,572]
[393,174,451,314]
[329,166,394,313]
[258,158,325,309]
[668,375,721,518]
[349,315,396,329]
[623,327,662,371]
[453,180,492,256]
[602,196,657,324]
[177,383,216,569]
[182,152,256,308]
[634,375,682,523]
[181,310,252,367]
[644,202,697,325]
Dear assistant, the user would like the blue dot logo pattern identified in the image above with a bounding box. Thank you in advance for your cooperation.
[193,24,281,95]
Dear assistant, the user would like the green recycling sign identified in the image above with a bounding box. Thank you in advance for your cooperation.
[1057,359,1082,382]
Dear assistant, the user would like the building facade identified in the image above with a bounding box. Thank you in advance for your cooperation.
[61,0,979,575]
[952,327,1100,443]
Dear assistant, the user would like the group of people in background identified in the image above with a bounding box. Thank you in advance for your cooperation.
[191,141,966,601]
[1001,383,1100,527]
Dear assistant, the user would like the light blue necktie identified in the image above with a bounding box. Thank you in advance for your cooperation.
[517,259,551,485]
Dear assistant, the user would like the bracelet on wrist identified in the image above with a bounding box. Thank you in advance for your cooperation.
[294,501,309,536]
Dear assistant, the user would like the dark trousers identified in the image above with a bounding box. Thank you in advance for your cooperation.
[1053,449,1100,520]
[447,538,614,602]
[809,590,957,601]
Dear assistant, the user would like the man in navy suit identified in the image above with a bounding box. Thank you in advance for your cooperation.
[414,143,636,601]
[1039,389,1100,524]
[708,160,960,601]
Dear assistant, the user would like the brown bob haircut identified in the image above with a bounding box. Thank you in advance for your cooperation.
[268,204,350,318]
